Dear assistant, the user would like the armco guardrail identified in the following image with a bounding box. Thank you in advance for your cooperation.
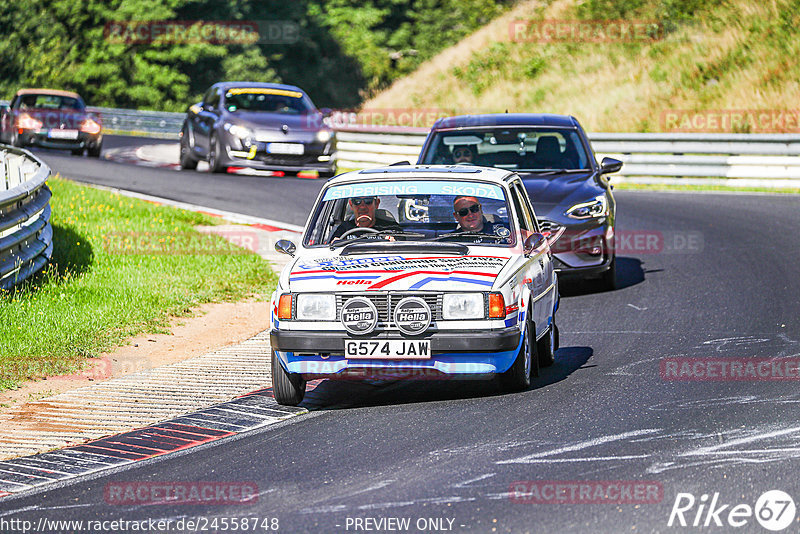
[83,106,800,181]
[335,127,800,180]
[87,106,184,139]
[0,146,53,290]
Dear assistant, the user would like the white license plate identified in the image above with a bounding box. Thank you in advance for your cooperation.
[266,142,304,155]
[345,339,431,360]
[48,129,79,139]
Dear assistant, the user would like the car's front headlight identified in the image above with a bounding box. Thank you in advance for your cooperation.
[315,129,333,143]
[225,123,253,140]
[565,195,608,219]
[296,294,336,321]
[442,293,484,320]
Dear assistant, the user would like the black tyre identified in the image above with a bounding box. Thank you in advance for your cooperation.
[10,130,22,147]
[71,147,84,156]
[179,130,198,170]
[271,349,306,406]
[537,321,556,368]
[499,314,537,392]
[207,133,225,173]
[597,255,617,291]
[87,143,102,158]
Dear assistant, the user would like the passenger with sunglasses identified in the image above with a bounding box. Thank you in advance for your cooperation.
[451,196,510,239]
[452,145,475,164]
[331,196,400,240]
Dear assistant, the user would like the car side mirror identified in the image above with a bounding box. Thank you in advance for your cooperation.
[275,239,296,257]
[600,157,623,175]
[524,233,546,256]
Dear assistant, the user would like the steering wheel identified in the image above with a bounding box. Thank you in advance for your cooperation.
[338,226,381,239]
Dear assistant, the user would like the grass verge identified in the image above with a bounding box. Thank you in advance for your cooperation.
[0,176,277,391]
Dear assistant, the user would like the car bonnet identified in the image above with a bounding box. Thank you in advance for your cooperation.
[287,251,512,293]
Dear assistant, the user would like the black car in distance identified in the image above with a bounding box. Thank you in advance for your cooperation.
[417,114,622,290]
[180,82,337,177]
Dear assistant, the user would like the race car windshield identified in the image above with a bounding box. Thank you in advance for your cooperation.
[303,180,517,248]
[420,128,591,173]
[223,89,312,115]
[17,94,85,111]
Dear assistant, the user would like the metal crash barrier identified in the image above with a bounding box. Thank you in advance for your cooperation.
[55,105,800,182]
[0,146,53,290]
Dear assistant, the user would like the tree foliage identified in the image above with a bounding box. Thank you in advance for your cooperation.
[0,0,511,110]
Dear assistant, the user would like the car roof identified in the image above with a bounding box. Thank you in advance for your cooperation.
[431,113,580,130]
[327,165,518,187]
[212,81,306,94]
[15,88,82,99]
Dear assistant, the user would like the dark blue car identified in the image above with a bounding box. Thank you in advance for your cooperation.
[180,82,337,177]
[417,113,622,290]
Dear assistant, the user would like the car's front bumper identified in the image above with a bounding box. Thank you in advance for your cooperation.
[271,327,522,377]
[18,129,102,151]
[224,140,336,173]
[544,218,614,277]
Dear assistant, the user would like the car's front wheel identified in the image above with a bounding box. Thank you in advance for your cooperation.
[271,349,306,406]
[179,128,198,170]
[537,320,557,367]
[10,130,22,147]
[207,133,225,173]
[597,255,617,291]
[499,314,537,392]
[87,142,102,158]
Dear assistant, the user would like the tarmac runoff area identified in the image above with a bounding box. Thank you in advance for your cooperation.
[0,194,305,498]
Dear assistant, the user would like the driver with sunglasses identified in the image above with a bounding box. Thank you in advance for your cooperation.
[332,196,401,240]
[451,196,510,239]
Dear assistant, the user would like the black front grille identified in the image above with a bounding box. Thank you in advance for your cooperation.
[337,293,442,323]
[259,154,318,166]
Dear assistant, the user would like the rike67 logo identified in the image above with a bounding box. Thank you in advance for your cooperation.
[668,490,796,531]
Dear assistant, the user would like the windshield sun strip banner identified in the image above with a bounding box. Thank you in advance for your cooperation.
[322,181,505,201]
[225,88,303,98]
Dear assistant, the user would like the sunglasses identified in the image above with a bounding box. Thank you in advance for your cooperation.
[453,149,472,158]
[456,204,481,217]
[351,198,375,206]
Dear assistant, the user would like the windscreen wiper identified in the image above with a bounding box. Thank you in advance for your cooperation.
[329,230,426,249]
[529,169,590,176]
[432,232,508,242]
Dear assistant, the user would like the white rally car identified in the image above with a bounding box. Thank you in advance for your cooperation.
[269,165,563,405]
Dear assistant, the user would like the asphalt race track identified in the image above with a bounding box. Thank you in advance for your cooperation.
[3,137,800,532]
[40,135,328,227]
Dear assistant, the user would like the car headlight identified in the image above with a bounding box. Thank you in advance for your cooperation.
[442,293,484,320]
[315,129,333,143]
[80,118,101,135]
[296,294,336,321]
[565,195,608,219]
[17,113,43,130]
[224,123,252,140]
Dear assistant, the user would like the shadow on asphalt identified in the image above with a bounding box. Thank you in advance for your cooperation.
[300,346,593,410]
[560,256,647,297]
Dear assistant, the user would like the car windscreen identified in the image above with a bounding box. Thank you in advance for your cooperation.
[420,128,591,172]
[222,88,312,115]
[17,94,85,111]
[303,180,516,248]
